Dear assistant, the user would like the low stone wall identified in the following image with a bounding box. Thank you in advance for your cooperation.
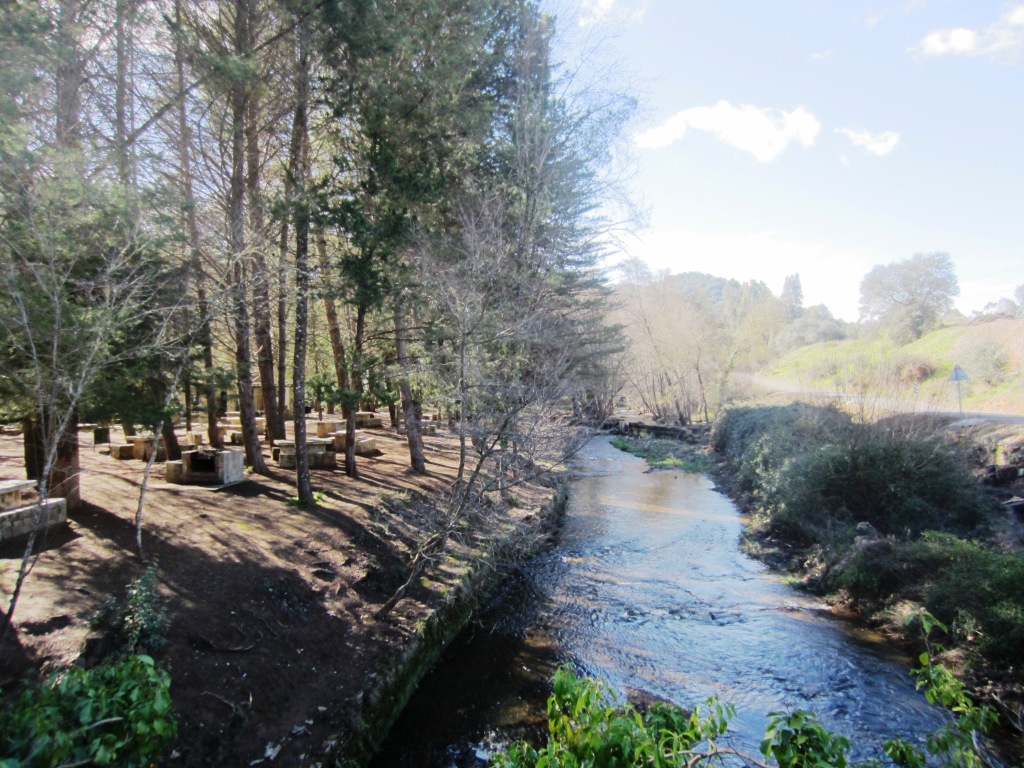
[328,483,569,765]
[0,498,67,542]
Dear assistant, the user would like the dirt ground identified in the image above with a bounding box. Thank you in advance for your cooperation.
[0,420,539,766]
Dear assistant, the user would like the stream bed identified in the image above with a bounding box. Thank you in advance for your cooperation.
[373,436,949,766]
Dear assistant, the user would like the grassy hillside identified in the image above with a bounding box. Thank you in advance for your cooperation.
[772,317,1024,415]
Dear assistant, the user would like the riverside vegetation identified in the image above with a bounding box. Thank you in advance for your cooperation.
[709,405,1023,732]
[493,612,997,768]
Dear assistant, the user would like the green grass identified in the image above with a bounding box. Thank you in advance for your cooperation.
[771,319,1024,415]
[610,437,715,473]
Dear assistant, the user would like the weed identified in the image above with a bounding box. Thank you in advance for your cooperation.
[90,561,170,655]
[0,655,176,767]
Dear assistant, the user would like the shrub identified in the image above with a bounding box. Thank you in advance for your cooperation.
[0,655,176,767]
[90,561,170,655]
[907,534,1024,664]
[714,406,993,546]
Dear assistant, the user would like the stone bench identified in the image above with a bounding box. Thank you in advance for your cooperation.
[0,498,67,542]
[111,443,135,460]
[354,437,377,455]
[355,411,384,429]
[274,438,337,469]
[128,435,156,460]
[315,420,344,438]
[327,430,366,452]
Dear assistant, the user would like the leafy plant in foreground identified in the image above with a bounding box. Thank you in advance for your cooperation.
[492,612,997,767]
[0,655,176,767]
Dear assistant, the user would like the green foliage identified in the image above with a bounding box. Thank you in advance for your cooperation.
[610,437,715,473]
[494,617,998,768]
[882,612,997,768]
[713,406,992,543]
[491,667,732,768]
[905,534,1024,664]
[712,406,1019,674]
[859,252,958,341]
[89,562,170,656]
[761,709,851,768]
[0,655,176,767]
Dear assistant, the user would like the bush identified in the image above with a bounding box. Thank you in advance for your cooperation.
[90,561,170,655]
[0,655,176,767]
[714,406,993,545]
[491,667,731,768]
[907,534,1024,664]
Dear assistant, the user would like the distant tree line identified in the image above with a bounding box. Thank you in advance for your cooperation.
[613,263,848,424]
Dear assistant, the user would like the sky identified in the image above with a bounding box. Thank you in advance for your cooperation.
[556,0,1024,321]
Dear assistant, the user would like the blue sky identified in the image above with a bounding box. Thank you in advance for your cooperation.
[560,1,1024,320]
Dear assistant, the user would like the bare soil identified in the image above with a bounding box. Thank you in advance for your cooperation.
[0,421,547,766]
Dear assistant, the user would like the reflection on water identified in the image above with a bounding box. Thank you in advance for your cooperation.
[374,437,947,767]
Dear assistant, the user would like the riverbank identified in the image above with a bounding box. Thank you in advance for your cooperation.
[0,423,567,766]
[704,406,1024,741]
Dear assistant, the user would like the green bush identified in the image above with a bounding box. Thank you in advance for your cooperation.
[0,655,176,767]
[713,406,992,545]
[491,667,732,768]
[906,534,1024,664]
[90,561,170,655]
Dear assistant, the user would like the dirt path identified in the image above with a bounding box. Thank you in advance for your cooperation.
[0,420,544,766]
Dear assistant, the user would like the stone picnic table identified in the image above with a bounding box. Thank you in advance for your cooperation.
[0,479,35,511]
[128,435,157,460]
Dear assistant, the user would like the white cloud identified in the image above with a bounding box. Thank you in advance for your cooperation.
[634,101,821,162]
[916,4,1024,59]
[810,48,837,61]
[577,0,648,28]
[838,127,901,156]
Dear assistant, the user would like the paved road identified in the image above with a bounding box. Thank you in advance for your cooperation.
[738,373,1024,426]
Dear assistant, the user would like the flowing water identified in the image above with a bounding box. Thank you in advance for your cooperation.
[374,436,951,766]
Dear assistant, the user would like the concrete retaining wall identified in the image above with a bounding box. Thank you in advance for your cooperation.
[0,498,67,542]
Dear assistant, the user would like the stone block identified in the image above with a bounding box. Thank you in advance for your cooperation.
[316,420,343,438]
[310,451,337,469]
[165,460,184,484]
[215,449,245,485]
[112,444,135,460]
[354,437,376,456]
[229,431,244,445]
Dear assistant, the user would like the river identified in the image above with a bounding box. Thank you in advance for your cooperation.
[373,436,949,766]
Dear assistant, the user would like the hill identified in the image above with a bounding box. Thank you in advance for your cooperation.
[771,317,1024,416]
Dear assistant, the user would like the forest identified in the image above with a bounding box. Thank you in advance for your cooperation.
[0,0,632,511]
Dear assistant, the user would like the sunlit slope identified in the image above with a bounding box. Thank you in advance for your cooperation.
[771,317,1024,415]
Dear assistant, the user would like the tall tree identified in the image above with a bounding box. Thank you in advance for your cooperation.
[859,251,959,341]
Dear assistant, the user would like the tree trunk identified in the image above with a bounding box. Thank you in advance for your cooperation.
[317,232,348,395]
[174,0,219,449]
[246,93,284,442]
[277,215,289,420]
[394,293,426,473]
[228,0,266,474]
[22,417,44,481]
[50,414,81,511]
[290,18,314,504]
[344,303,367,478]
[161,420,182,461]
